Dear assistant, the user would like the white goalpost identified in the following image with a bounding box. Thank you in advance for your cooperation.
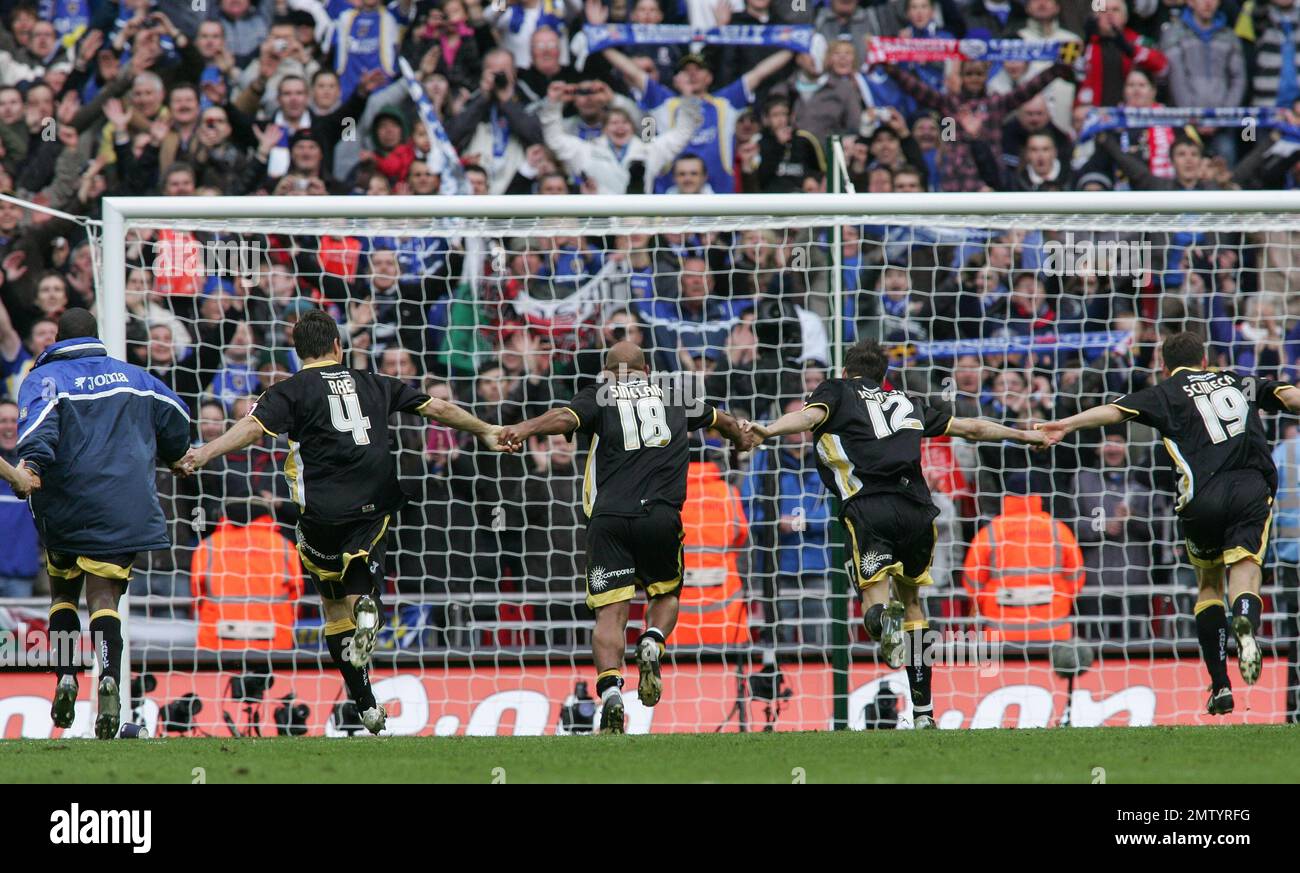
[77,190,1300,737]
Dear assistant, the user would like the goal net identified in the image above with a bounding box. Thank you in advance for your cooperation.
[25,191,1300,736]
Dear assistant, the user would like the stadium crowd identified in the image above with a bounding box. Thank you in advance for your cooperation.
[1,0,1300,651]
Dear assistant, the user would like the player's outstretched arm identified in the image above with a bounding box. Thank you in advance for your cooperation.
[949,417,1048,447]
[418,398,507,451]
[1275,385,1300,414]
[748,404,828,443]
[1035,403,1129,446]
[499,408,579,451]
[176,416,265,476]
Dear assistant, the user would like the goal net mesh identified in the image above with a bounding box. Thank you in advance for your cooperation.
[97,204,1300,735]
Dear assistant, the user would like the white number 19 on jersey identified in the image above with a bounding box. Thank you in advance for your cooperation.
[1194,385,1249,444]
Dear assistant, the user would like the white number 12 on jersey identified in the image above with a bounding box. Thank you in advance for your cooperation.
[864,395,922,437]
[328,394,372,445]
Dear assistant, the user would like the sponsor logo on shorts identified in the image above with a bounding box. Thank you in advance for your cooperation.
[296,532,339,562]
[588,565,635,593]
[860,550,893,579]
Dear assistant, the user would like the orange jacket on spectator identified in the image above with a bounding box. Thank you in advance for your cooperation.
[191,515,304,650]
[674,461,749,647]
[319,236,363,282]
[153,229,203,296]
[961,493,1084,642]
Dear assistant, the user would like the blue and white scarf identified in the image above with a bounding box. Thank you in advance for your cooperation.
[397,57,467,195]
[573,23,816,68]
[1077,106,1300,143]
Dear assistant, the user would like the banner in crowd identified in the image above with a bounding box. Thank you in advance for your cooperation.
[573,23,818,68]
[864,36,1082,65]
[511,258,630,325]
[895,329,1134,362]
[1076,105,1300,143]
[0,659,1288,738]
[397,57,467,196]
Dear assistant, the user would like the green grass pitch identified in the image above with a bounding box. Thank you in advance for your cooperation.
[3,726,1299,783]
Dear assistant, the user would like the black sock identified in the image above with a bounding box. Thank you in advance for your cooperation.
[325,625,376,711]
[904,625,933,716]
[48,604,81,681]
[595,669,624,698]
[89,609,122,685]
[1231,592,1263,635]
[1195,601,1231,691]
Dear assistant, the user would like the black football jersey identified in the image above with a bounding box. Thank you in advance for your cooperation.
[1112,367,1292,513]
[248,361,431,523]
[564,376,718,518]
[805,377,952,507]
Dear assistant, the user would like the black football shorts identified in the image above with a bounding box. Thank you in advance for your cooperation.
[296,514,391,600]
[840,494,939,590]
[45,551,136,585]
[584,504,684,609]
[1180,468,1273,570]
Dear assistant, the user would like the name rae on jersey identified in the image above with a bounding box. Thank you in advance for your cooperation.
[50,804,151,854]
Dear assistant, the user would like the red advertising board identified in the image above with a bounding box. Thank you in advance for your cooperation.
[0,659,1288,738]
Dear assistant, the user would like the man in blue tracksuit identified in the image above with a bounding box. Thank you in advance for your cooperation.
[15,309,191,739]
[742,397,834,645]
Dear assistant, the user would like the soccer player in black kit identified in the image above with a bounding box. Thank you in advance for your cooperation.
[1040,331,1300,715]
[748,339,1047,729]
[178,310,508,734]
[500,341,757,734]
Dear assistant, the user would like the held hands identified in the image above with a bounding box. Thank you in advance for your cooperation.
[1033,421,1067,448]
[9,460,41,498]
[172,447,205,478]
[486,424,526,453]
[739,419,770,450]
[1021,428,1051,451]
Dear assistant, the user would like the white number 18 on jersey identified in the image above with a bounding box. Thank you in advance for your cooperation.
[616,396,671,450]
